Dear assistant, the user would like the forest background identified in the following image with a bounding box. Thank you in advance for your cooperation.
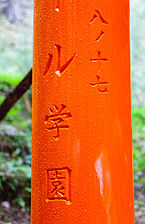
[0,0,145,223]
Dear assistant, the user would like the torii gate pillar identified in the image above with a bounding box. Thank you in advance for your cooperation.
[31,1,135,223]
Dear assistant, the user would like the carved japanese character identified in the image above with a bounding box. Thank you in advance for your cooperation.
[90,51,108,72]
[95,30,105,42]
[90,75,108,93]
[47,168,71,202]
[43,45,75,77]
[55,44,75,77]
[89,10,108,24]
[44,104,72,139]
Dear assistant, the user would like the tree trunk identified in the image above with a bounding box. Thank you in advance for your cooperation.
[0,69,32,122]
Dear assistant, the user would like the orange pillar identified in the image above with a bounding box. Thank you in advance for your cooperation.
[32,0,134,223]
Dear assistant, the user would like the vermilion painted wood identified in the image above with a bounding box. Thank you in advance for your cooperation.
[31,0,135,223]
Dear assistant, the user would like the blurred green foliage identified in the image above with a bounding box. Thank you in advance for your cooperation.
[0,72,31,208]
[0,53,32,209]
[133,108,145,190]
[0,117,31,208]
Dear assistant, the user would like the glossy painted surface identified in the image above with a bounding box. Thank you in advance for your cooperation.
[31,0,135,223]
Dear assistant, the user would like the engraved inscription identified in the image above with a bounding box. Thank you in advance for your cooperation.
[90,51,108,72]
[95,10,108,24]
[43,45,75,77]
[47,168,71,202]
[90,10,108,25]
[89,9,109,93]
[44,104,72,140]
[89,14,97,24]
[55,44,75,77]
[95,31,105,42]
[90,75,108,93]
[89,10,108,42]
[90,51,108,63]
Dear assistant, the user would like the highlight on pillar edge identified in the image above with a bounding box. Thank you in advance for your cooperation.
[0,0,145,224]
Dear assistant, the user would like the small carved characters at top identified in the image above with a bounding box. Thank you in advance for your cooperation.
[90,75,108,93]
[89,10,108,25]
[95,30,105,42]
[90,51,108,72]
[89,10,108,42]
